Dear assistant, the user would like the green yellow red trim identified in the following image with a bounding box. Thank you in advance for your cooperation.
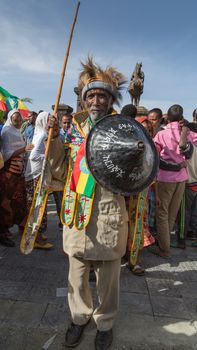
[20,178,49,255]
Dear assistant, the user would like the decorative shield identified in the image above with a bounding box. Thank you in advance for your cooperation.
[86,114,158,196]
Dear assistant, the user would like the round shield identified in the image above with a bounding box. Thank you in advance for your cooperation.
[86,114,158,196]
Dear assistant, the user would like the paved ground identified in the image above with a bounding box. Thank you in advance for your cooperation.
[0,196,197,349]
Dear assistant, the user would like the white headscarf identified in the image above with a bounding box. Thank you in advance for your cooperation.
[32,111,49,145]
[1,109,25,161]
[25,111,49,180]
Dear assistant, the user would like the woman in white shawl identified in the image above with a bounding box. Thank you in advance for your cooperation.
[0,109,33,247]
[25,111,53,249]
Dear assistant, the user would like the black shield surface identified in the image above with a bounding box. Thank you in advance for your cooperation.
[86,114,158,195]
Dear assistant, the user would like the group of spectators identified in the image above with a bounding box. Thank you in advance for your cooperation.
[0,108,73,248]
[149,105,197,251]
[0,104,197,273]
[121,104,197,275]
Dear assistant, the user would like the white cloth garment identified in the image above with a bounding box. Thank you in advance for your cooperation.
[25,111,49,181]
[1,109,25,162]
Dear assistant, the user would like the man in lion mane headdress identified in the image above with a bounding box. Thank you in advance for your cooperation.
[61,57,128,349]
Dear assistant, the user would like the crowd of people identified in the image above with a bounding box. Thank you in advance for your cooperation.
[0,94,197,265]
[0,57,197,349]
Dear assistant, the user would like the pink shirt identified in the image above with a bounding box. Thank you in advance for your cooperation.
[154,122,197,182]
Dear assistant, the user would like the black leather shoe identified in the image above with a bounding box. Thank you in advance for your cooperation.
[58,222,63,230]
[65,322,88,347]
[89,268,96,282]
[0,234,15,247]
[95,329,113,350]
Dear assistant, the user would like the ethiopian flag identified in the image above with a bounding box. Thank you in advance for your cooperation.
[70,140,96,198]
[0,86,29,121]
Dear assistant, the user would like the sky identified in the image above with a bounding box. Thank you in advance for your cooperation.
[1,0,197,119]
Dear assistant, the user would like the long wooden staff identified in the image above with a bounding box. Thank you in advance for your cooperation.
[20,2,80,255]
[39,1,80,194]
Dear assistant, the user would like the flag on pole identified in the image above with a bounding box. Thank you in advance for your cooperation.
[70,140,96,198]
[0,86,29,121]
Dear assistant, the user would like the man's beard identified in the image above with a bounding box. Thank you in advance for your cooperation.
[90,110,107,123]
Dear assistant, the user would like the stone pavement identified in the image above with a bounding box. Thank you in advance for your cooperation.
[0,196,197,350]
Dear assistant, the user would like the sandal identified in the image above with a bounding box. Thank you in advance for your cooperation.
[128,264,145,276]
[40,234,48,241]
[34,242,54,250]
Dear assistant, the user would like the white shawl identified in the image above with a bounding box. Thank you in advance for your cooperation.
[25,111,49,181]
[1,109,25,162]
[31,111,49,146]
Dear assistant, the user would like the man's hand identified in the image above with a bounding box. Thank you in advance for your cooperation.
[47,115,56,129]
[180,160,187,168]
[179,126,189,150]
[181,126,189,133]
[179,119,189,128]
[25,144,34,152]
[47,115,60,138]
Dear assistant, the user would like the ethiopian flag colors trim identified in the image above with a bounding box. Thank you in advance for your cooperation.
[70,140,95,198]
[128,188,149,265]
[61,140,95,230]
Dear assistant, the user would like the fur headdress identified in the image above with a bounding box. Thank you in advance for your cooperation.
[78,57,126,105]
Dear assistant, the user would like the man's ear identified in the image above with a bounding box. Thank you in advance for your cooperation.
[81,99,86,110]
[108,96,114,109]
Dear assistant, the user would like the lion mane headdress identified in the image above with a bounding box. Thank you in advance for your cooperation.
[78,56,127,106]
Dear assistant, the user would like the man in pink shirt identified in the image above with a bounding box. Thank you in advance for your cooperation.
[153,104,195,257]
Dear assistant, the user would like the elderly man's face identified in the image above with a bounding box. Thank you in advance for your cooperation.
[84,88,113,123]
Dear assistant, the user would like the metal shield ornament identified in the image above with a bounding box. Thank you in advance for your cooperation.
[86,114,158,196]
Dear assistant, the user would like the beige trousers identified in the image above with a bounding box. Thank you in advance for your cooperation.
[68,256,121,331]
[156,181,185,254]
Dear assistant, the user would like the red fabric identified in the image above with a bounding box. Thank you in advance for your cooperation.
[144,234,155,247]
[0,100,8,112]
[135,116,148,124]
[189,185,197,192]
[18,109,29,119]
[70,141,85,192]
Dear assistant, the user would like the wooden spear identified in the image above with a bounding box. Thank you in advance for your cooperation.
[39,1,80,194]
[20,2,80,255]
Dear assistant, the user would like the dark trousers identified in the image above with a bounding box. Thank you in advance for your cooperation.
[53,191,63,222]
[185,187,197,236]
